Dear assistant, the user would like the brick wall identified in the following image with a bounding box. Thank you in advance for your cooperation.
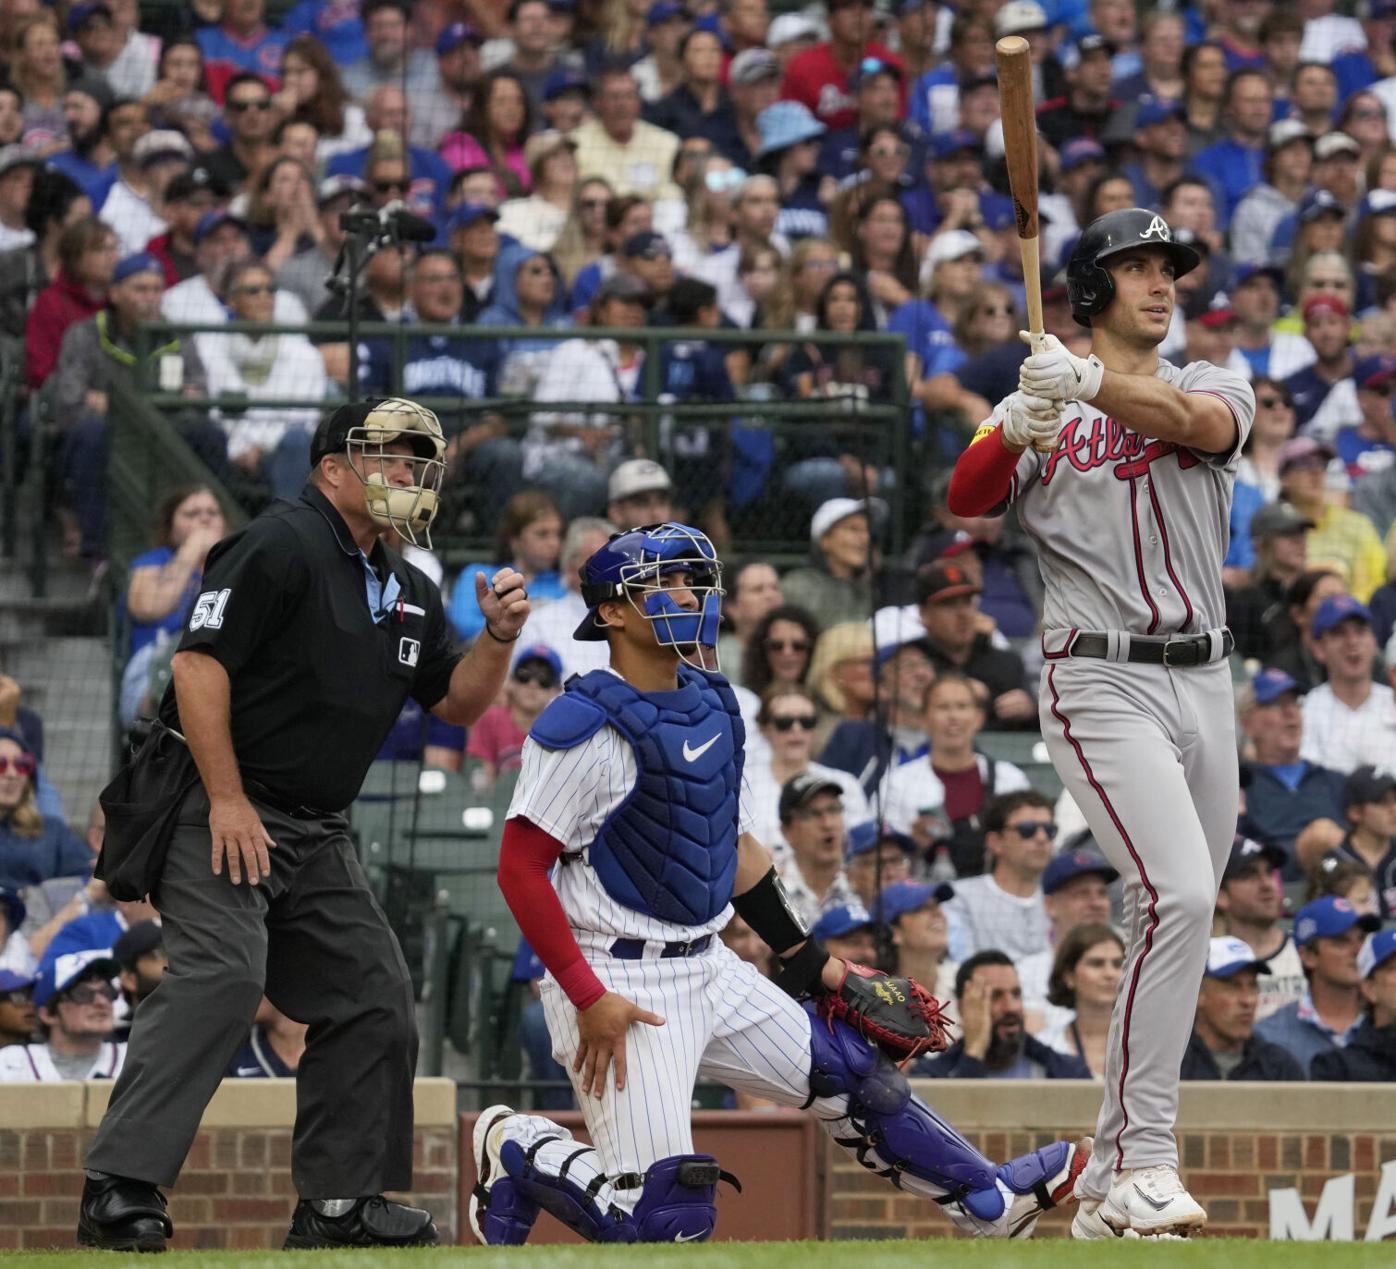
[0,1079,458,1252]
[828,1082,1396,1241]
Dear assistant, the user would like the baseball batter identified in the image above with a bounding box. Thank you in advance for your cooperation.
[471,522,1088,1245]
[947,209,1255,1239]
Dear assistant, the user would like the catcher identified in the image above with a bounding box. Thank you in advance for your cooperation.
[471,523,1089,1246]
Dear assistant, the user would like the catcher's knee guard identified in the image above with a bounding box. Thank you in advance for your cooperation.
[807,1011,1004,1222]
[632,1155,728,1243]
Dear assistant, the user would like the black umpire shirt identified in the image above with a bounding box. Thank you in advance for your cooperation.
[158,485,461,812]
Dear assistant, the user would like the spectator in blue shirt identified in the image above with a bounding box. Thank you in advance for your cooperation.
[0,730,91,891]
[324,86,452,223]
[915,951,1091,1079]
[1255,896,1380,1074]
[816,57,908,182]
[477,242,572,398]
[1188,68,1272,230]
[47,78,117,208]
[196,0,290,99]
[1119,99,1187,213]
[1335,355,1396,479]
[1311,928,1396,1081]
[755,100,829,242]
[281,0,368,66]
[1238,668,1347,875]
[1331,1,1396,101]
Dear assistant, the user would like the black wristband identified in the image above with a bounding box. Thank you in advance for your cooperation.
[484,622,520,643]
[732,867,808,954]
[774,937,831,999]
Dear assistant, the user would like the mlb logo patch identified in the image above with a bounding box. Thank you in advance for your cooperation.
[399,637,420,668]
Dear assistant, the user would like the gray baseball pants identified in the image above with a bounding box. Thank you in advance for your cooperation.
[1038,656,1237,1200]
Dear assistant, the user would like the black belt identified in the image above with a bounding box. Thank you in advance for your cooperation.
[243,779,333,821]
[1068,630,1234,667]
[609,935,712,960]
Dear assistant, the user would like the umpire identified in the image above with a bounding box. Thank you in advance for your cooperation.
[78,398,530,1252]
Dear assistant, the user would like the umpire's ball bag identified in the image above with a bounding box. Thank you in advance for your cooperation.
[96,721,200,901]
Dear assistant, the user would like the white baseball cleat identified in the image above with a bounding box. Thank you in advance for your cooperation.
[1073,1165,1205,1239]
[467,1104,518,1245]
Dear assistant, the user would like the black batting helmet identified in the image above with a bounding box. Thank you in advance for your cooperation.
[1066,207,1201,327]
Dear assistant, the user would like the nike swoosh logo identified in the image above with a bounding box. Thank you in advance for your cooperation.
[234,1066,262,1076]
[1132,1184,1170,1211]
[682,734,720,762]
[674,1231,705,1243]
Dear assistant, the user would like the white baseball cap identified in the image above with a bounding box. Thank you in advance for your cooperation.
[809,496,888,542]
[767,13,819,47]
[926,229,984,270]
[607,458,672,504]
[996,0,1046,37]
[1204,936,1269,979]
[1315,131,1362,161]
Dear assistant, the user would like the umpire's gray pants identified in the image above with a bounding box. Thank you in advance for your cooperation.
[85,784,418,1198]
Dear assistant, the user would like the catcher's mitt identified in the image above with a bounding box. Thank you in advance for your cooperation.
[816,962,954,1063]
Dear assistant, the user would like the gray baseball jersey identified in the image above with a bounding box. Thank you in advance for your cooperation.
[973,357,1255,1205]
[992,357,1255,636]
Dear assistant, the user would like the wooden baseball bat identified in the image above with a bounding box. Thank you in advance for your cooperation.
[995,34,1054,451]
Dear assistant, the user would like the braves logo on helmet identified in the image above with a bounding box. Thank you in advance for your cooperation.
[1066,207,1201,327]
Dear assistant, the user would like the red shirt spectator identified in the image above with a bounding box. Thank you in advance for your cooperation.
[25,218,118,389]
[781,0,902,132]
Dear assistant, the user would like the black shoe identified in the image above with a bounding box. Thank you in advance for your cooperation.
[283,1196,439,1250]
[77,1173,172,1253]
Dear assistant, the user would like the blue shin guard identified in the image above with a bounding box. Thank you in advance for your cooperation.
[499,1139,635,1243]
[479,1177,539,1246]
[632,1155,726,1243]
[807,1010,1005,1223]
[998,1140,1074,1202]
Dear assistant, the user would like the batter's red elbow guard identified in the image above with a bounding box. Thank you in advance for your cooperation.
[947,426,1020,517]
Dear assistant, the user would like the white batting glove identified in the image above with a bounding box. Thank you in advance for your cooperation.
[1000,390,1065,452]
[1018,331,1105,403]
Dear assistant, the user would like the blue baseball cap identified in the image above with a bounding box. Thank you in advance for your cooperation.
[0,884,25,930]
[436,21,483,53]
[1293,896,1381,948]
[33,949,121,1009]
[932,129,980,160]
[1136,99,1184,129]
[984,198,1017,232]
[68,1,113,33]
[1353,354,1396,391]
[647,1,687,25]
[194,209,249,244]
[756,100,826,157]
[812,903,875,942]
[1233,261,1285,290]
[1311,594,1373,639]
[1059,136,1107,172]
[1358,929,1396,978]
[846,820,917,860]
[1250,666,1303,705]
[543,67,590,100]
[1041,849,1118,895]
[1299,187,1347,223]
[1205,935,1270,979]
[872,880,955,924]
[447,202,499,232]
[0,968,35,994]
[513,643,563,679]
[112,252,163,285]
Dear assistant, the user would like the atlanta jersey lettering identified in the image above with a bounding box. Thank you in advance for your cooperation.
[992,358,1254,636]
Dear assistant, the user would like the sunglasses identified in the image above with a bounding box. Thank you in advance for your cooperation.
[374,179,407,193]
[63,982,117,1005]
[765,638,811,653]
[869,143,909,160]
[233,283,273,296]
[2,989,33,1006]
[976,305,1013,317]
[1004,821,1057,840]
[1367,382,1394,397]
[228,98,273,113]
[770,714,817,731]
[513,668,557,688]
[581,197,609,209]
[0,754,36,776]
[1257,395,1291,409]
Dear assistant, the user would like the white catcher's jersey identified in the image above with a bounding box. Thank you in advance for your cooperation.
[995,357,1255,636]
[507,726,756,953]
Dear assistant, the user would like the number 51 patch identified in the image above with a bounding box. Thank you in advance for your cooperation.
[190,588,231,630]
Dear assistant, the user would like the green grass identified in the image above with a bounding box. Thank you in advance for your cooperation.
[5,1242,1393,1268]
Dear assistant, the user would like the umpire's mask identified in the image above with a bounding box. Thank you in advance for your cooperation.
[327,398,447,548]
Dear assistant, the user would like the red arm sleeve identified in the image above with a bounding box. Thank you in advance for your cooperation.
[498,816,607,1011]
[946,426,1025,518]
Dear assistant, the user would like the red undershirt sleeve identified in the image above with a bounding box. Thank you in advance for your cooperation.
[498,816,607,1011]
[946,425,1024,518]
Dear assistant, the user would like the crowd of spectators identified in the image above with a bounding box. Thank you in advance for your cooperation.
[7,1,1396,1091]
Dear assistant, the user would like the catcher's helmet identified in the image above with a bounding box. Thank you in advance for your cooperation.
[1066,207,1201,327]
[575,522,724,666]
